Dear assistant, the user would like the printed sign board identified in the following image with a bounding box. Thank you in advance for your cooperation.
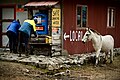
[52,8,61,27]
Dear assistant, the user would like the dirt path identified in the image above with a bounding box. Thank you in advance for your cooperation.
[0,55,120,80]
[69,55,120,80]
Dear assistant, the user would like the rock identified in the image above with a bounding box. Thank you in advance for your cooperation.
[54,72,65,76]
[62,50,69,56]
[37,62,47,69]
[60,64,71,69]
[52,52,61,56]
[54,69,70,77]
[66,69,71,76]
[23,69,29,73]
[48,65,54,71]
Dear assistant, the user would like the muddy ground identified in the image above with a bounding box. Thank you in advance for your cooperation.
[0,55,120,80]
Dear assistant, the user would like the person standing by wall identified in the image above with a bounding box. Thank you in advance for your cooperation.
[18,18,37,57]
[6,19,21,53]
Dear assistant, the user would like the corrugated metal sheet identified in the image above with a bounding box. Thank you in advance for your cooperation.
[24,1,58,7]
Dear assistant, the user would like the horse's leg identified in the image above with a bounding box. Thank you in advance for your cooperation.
[103,52,107,64]
[95,50,101,66]
[110,49,113,63]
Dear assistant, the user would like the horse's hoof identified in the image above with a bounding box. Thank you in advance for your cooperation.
[18,55,21,57]
[103,60,107,64]
[94,65,98,68]
[25,54,29,56]
[99,64,106,67]
[94,65,97,68]
[110,61,113,64]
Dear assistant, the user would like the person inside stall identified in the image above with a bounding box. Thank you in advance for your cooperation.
[6,19,21,53]
[18,18,37,57]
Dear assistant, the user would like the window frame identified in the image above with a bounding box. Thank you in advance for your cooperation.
[107,7,116,28]
[76,5,88,29]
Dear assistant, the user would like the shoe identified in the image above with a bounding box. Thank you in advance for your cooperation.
[13,51,18,54]
[13,52,18,54]
[10,50,12,53]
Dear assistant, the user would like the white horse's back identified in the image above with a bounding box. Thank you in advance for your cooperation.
[101,35,114,52]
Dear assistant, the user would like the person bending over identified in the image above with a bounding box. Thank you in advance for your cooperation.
[18,19,37,56]
[6,19,21,53]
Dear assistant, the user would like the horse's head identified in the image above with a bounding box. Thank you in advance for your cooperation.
[82,28,93,43]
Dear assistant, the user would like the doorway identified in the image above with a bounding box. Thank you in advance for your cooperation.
[0,5,16,47]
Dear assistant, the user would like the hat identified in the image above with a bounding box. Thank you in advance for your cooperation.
[34,19,37,24]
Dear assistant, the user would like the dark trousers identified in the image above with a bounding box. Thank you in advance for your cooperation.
[7,31,18,53]
[18,31,29,56]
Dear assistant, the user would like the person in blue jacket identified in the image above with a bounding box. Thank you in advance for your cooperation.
[18,18,37,56]
[6,19,21,53]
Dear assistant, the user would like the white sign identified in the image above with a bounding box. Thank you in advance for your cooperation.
[64,30,83,41]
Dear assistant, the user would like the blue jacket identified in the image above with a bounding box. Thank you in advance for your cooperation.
[19,20,36,37]
[7,20,21,36]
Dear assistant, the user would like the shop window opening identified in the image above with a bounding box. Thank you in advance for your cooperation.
[107,7,115,28]
[76,5,88,28]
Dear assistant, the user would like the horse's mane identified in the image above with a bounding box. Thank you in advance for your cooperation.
[90,28,101,35]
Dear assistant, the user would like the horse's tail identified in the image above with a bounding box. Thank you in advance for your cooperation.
[110,35,114,48]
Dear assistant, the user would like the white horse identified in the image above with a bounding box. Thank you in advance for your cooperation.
[82,28,114,65]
